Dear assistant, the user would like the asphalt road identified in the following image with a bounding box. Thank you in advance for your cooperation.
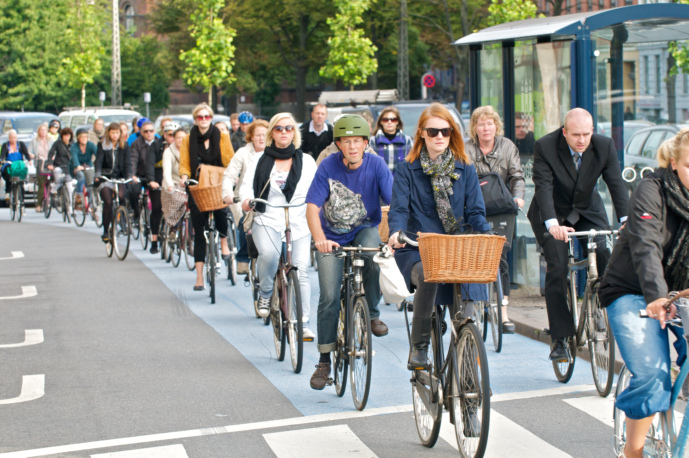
[1,209,623,457]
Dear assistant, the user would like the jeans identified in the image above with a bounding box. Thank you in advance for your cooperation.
[315,227,382,353]
[75,170,85,193]
[607,294,687,420]
[251,224,311,321]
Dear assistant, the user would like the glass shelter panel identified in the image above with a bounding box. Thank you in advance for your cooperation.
[479,44,504,114]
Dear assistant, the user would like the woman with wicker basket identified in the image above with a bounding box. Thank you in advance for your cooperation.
[179,103,234,291]
[387,103,491,370]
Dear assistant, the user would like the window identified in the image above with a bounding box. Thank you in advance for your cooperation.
[577,0,582,11]
[599,0,605,9]
[625,0,633,4]
[124,4,135,32]
[655,55,661,94]
[588,0,593,10]
[2,120,12,134]
[626,131,649,157]
[644,56,650,95]
[566,0,571,12]
[611,0,617,7]
[641,130,667,159]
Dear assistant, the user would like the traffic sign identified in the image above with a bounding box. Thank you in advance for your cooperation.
[422,73,436,88]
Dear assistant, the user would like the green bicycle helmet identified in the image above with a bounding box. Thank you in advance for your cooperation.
[334,114,370,140]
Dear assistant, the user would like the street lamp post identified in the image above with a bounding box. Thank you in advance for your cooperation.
[143,92,151,118]
[112,0,122,106]
[99,91,106,108]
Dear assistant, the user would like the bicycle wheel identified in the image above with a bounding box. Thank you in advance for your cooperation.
[451,323,490,458]
[170,224,182,267]
[106,218,114,258]
[470,300,485,342]
[113,206,130,261]
[586,281,615,397]
[61,186,70,223]
[43,187,51,219]
[552,281,577,383]
[92,188,103,227]
[130,207,140,240]
[71,189,86,227]
[251,260,261,318]
[139,206,149,250]
[333,298,348,397]
[183,214,195,271]
[488,281,503,353]
[271,276,286,361]
[207,233,216,304]
[412,315,443,447]
[226,240,238,286]
[9,185,17,221]
[286,270,304,374]
[350,295,372,411]
[160,220,168,261]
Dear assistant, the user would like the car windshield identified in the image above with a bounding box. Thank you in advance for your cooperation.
[98,114,139,125]
[395,105,463,136]
[13,116,57,134]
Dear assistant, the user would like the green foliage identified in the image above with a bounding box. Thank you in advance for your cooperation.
[488,0,542,26]
[320,0,378,88]
[179,0,236,100]
[668,0,689,77]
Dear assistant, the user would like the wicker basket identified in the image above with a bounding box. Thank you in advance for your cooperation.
[379,206,390,243]
[417,232,506,284]
[189,184,227,212]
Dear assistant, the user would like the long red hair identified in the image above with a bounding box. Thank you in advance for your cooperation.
[406,103,468,164]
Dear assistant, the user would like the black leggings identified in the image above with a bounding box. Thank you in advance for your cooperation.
[100,185,127,235]
[128,180,163,236]
[411,262,438,321]
[189,195,228,263]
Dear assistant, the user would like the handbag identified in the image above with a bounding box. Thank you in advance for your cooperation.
[478,172,518,216]
[242,174,272,233]
[373,245,411,305]
[161,187,187,226]
[195,163,225,187]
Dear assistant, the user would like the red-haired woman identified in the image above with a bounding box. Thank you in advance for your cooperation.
[387,103,490,370]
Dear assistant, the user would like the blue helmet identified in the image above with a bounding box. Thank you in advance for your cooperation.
[238,111,254,124]
[136,117,151,129]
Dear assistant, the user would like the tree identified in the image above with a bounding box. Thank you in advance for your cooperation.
[488,0,542,26]
[320,0,378,89]
[59,0,108,108]
[179,0,236,106]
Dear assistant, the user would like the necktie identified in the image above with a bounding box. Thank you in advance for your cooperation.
[573,153,581,171]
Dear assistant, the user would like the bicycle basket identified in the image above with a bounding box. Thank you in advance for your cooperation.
[83,167,95,186]
[9,160,28,180]
[189,184,227,212]
[379,206,390,243]
[417,232,506,283]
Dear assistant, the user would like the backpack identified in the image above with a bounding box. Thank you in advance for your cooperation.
[478,172,518,216]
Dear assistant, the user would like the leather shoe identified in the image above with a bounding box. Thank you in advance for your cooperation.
[502,321,515,334]
[549,339,569,362]
[310,363,331,390]
[371,319,388,337]
[408,346,429,370]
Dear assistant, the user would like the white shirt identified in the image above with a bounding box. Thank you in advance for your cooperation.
[239,153,317,241]
[309,120,328,136]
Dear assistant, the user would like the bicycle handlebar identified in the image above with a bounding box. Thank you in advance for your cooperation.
[101,177,132,184]
[397,231,418,247]
[542,229,619,239]
[248,197,306,209]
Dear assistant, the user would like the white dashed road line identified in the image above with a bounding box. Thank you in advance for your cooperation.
[0,285,38,300]
[0,329,44,348]
[0,375,45,405]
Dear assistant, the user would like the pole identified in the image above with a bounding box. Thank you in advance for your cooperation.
[397,0,409,100]
[112,0,122,106]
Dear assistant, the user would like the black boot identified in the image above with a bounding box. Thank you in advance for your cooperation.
[408,318,432,370]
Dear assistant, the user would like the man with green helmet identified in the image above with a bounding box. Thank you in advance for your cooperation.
[305,114,394,390]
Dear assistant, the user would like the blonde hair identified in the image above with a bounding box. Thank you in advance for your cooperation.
[657,128,689,168]
[192,103,214,122]
[406,103,467,164]
[468,106,504,141]
[266,113,302,149]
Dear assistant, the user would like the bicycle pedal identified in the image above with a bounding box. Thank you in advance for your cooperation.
[326,378,334,386]
[303,336,314,342]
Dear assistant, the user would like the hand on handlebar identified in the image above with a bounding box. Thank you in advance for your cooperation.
[387,231,406,252]
[314,239,340,253]
[549,224,575,242]
[646,297,677,329]
[149,181,160,190]
[242,199,252,212]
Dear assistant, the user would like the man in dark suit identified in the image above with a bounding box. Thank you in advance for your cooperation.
[527,108,629,361]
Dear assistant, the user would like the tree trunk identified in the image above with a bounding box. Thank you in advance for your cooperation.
[666,51,677,124]
[295,64,307,122]
[81,83,86,109]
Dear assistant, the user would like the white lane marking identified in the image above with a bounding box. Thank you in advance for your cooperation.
[0,251,24,260]
[91,444,188,458]
[0,286,38,300]
[0,385,598,457]
[563,395,615,427]
[0,375,45,405]
[264,424,377,457]
[0,330,44,349]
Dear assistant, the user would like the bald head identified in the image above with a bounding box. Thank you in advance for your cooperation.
[562,108,594,153]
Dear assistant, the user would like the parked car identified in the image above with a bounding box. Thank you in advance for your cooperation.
[622,124,689,186]
[0,111,60,154]
[154,114,231,134]
[597,120,655,148]
[59,107,142,130]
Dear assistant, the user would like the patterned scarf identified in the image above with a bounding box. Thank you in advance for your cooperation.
[420,147,462,234]
[662,167,689,291]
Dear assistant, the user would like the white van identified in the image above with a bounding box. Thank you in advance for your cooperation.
[59,107,142,130]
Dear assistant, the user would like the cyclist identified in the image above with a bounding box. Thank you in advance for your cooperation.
[94,123,131,243]
[464,105,526,334]
[306,114,393,390]
[31,123,54,212]
[145,121,168,254]
[369,106,413,174]
[179,103,234,291]
[387,103,491,370]
[222,119,269,274]
[47,120,61,143]
[161,124,187,228]
[46,127,75,198]
[1,129,32,198]
[231,111,254,152]
[238,113,317,338]
[70,128,96,209]
[599,128,689,458]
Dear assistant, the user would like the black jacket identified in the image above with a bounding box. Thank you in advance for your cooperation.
[145,139,165,183]
[46,140,72,169]
[130,136,156,179]
[0,141,30,162]
[300,122,333,160]
[231,129,246,152]
[599,169,681,307]
[527,128,629,246]
[95,142,130,180]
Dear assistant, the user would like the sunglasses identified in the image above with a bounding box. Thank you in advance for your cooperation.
[196,115,212,121]
[381,117,398,123]
[273,125,295,132]
[422,127,453,138]
[142,129,154,134]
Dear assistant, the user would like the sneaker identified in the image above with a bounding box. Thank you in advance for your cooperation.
[303,326,315,341]
[310,363,331,390]
[549,339,569,362]
[237,262,250,274]
[258,296,270,318]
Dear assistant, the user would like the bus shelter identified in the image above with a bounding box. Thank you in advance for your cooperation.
[453,4,689,289]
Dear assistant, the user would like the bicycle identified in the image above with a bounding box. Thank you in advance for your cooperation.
[326,244,384,411]
[40,172,53,219]
[181,206,195,271]
[8,176,25,222]
[248,197,308,374]
[136,185,152,250]
[613,289,689,457]
[101,177,132,260]
[160,188,186,268]
[188,179,222,304]
[547,229,618,397]
[477,272,505,353]
[72,167,97,227]
[225,209,238,285]
[398,231,491,457]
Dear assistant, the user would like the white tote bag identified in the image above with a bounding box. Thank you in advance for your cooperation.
[373,245,411,305]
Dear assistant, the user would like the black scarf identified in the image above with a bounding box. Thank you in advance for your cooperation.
[188,124,222,179]
[662,167,689,292]
[252,144,302,213]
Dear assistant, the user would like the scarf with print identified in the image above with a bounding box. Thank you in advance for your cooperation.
[420,147,462,234]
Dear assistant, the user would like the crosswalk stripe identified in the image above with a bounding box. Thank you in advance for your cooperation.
[91,444,188,458]
[0,285,37,300]
[0,251,24,260]
[0,329,44,348]
[0,375,44,405]
[563,395,615,427]
[263,425,377,457]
